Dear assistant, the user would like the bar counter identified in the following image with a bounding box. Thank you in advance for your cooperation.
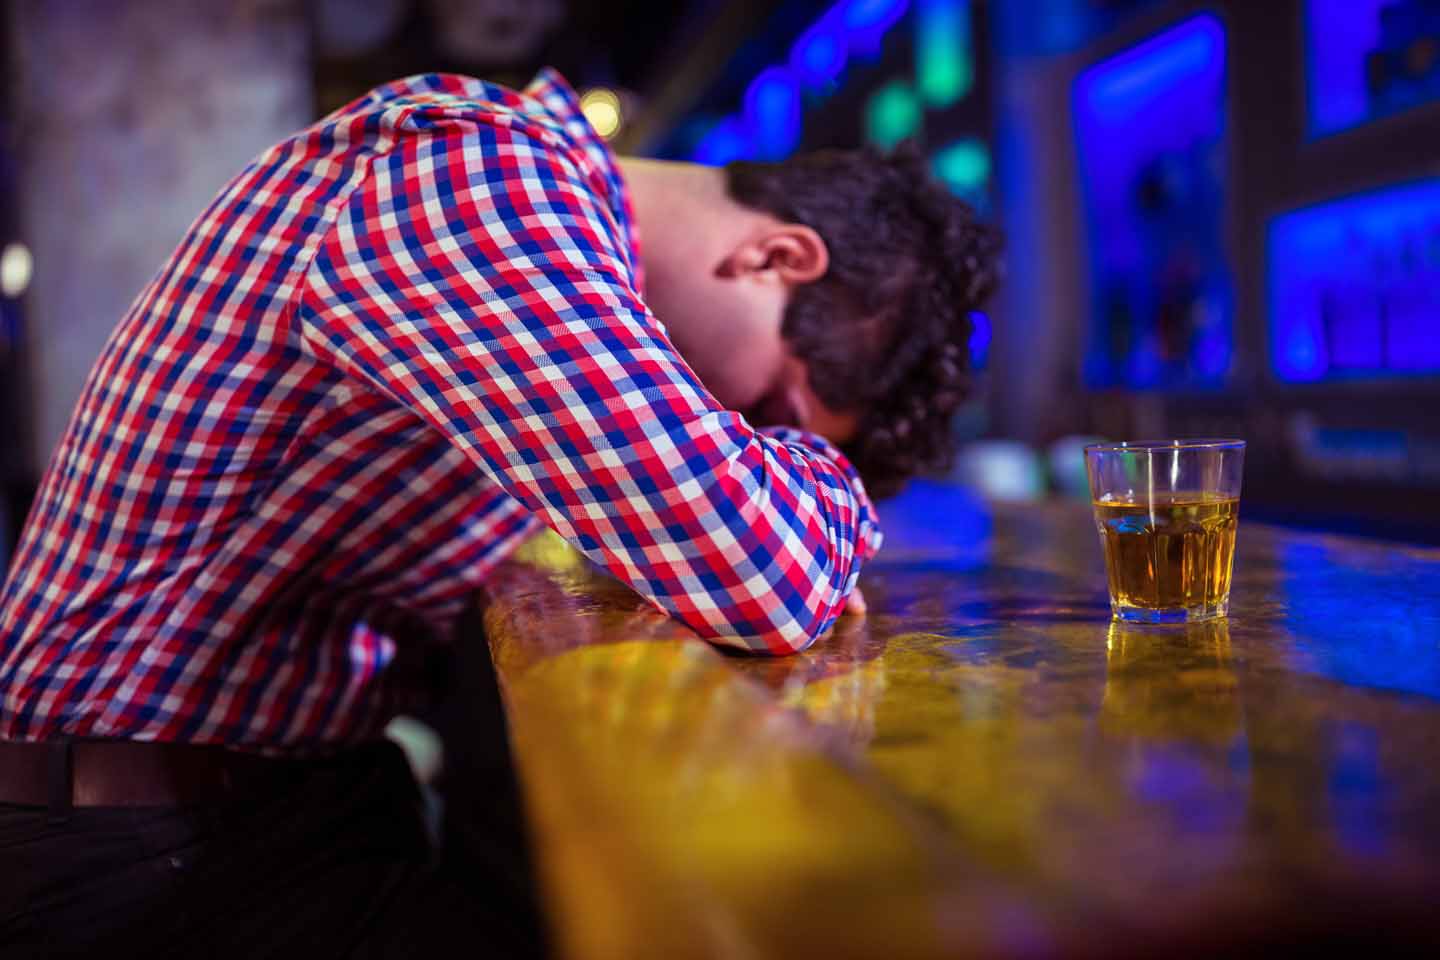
[475,484,1440,958]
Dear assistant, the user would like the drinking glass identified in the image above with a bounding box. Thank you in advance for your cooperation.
[1084,439,1245,624]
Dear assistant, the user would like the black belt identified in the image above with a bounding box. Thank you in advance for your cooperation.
[0,739,297,812]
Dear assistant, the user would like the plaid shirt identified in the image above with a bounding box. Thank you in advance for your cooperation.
[0,70,881,747]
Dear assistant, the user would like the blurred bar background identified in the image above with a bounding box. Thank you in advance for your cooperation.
[3,0,1440,574]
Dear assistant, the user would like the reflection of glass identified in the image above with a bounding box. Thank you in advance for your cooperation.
[780,656,888,747]
[1085,439,1245,624]
[1101,619,1240,744]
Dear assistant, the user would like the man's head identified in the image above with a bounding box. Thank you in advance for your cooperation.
[620,144,1001,499]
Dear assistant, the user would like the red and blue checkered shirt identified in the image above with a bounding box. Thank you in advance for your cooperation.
[0,70,881,748]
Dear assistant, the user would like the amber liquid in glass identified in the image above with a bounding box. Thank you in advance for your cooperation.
[1093,493,1238,615]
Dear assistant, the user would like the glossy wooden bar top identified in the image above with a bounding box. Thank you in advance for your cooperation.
[478,483,1440,958]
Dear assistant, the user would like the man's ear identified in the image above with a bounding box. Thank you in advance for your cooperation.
[717,224,829,286]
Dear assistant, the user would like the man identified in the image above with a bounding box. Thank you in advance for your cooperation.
[0,70,999,954]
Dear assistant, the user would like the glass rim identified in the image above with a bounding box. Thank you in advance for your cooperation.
[1084,438,1246,454]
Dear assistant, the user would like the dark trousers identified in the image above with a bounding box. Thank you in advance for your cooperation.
[1,618,546,958]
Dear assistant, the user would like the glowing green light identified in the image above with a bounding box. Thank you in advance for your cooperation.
[865,80,922,150]
[932,138,990,199]
[917,0,973,108]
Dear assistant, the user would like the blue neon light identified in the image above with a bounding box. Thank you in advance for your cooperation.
[841,0,910,52]
[691,0,912,164]
[1306,0,1440,138]
[1268,179,1440,382]
[744,67,803,160]
[843,0,909,31]
[993,0,1166,58]
[1306,0,1386,136]
[792,21,846,86]
[693,117,751,166]
[1073,14,1233,390]
[1074,15,1227,268]
[967,310,991,370]
[1194,328,1232,378]
[1083,19,1220,120]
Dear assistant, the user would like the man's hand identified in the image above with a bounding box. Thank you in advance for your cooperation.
[844,587,867,616]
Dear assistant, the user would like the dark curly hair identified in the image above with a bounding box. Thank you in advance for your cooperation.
[724,141,1002,499]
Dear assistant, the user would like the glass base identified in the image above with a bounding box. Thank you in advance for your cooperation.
[1111,599,1229,624]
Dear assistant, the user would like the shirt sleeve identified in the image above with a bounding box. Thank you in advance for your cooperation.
[297,114,882,654]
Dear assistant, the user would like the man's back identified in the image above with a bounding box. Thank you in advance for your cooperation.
[0,70,880,748]
[0,73,566,745]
